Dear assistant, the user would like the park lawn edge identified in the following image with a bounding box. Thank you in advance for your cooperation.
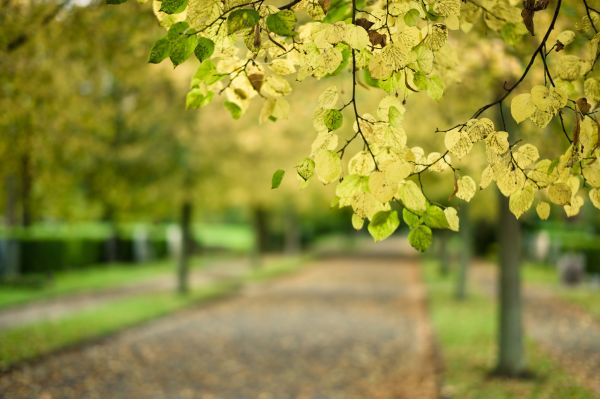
[0,254,247,310]
[0,255,308,371]
[422,258,596,399]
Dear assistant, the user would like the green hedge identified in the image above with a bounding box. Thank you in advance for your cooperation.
[2,236,169,275]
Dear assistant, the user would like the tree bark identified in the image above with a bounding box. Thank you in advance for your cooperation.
[2,175,20,277]
[495,191,525,376]
[20,152,33,227]
[251,206,269,268]
[438,231,450,277]
[177,200,192,294]
[455,203,471,300]
[284,205,301,255]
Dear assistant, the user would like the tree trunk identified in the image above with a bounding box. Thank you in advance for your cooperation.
[438,231,450,277]
[20,153,33,227]
[251,206,269,268]
[2,175,20,277]
[495,191,525,376]
[284,206,301,255]
[177,200,192,294]
[455,202,471,300]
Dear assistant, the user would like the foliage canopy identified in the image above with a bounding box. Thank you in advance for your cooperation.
[114,0,600,251]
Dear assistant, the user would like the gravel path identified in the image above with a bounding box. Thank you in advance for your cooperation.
[472,262,600,396]
[0,254,439,399]
[0,259,251,330]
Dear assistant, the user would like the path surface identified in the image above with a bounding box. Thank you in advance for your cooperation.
[0,259,251,330]
[0,252,439,399]
[472,262,600,396]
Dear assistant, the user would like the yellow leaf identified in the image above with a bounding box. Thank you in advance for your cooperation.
[397,180,427,212]
[497,169,525,196]
[348,151,375,176]
[511,93,535,124]
[536,201,550,220]
[509,183,535,219]
[513,144,539,168]
[444,207,460,231]
[444,128,472,159]
[351,213,364,230]
[368,171,396,203]
[314,149,341,184]
[456,175,476,202]
[589,189,600,209]
[547,182,571,205]
[485,131,509,155]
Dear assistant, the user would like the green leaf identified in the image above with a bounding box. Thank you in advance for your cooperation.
[408,225,433,252]
[327,44,351,77]
[402,208,421,228]
[167,22,190,39]
[160,0,187,14]
[423,205,449,229]
[271,169,285,189]
[170,35,198,66]
[227,9,260,35]
[266,10,296,36]
[148,37,171,64]
[194,37,215,62]
[296,158,315,181]
[363,68,379,88]
[224,101,242,119]
[368,210,400,242]
[323,109,343,131]
[404,9,420,26]
[426,75,444,100]
[192,60,221,85]
[413,71,428,91]
[186,89,214,109]
[106,0,128,4]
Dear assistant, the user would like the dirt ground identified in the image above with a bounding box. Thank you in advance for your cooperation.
[0,254,439,399]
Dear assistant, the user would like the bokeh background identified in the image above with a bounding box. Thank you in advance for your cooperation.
[0,1,599,398]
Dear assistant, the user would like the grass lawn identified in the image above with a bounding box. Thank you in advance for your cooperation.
[522,262,600,319]
[0,258,197,309]
[0,256,305,370]
[423,260,595,399]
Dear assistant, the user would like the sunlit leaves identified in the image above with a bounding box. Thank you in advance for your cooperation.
[186,88,213,109]
[590,189,600,210]
[536,201,550,220]
[296,158,315,181]
[224,101,242,119]
[314,150,341,184]
[445,128,472,159]
[509,183,535,219]
[443,207,459,231]
[267,10,296,36]
[227,9,260,35]
[368,210,400,242]
[323,109,343,131]
[348,151,374,175]
[547,183,571,205]
[397,180,427,212]
[423,204,449,229]
[456,175,476,202]
[134,0,600,244]
[404,9,420,26]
